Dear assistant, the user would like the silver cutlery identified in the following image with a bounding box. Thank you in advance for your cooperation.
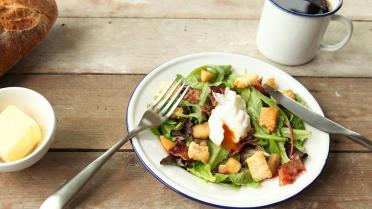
[263,84,372,150]
[40,77,189,209]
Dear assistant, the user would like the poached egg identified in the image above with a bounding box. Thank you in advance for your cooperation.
[208,88,251,148]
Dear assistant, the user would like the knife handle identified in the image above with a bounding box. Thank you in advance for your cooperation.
[343,131,372,150]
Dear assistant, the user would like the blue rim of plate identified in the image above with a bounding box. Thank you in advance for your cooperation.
[125,52,330,208]
[269,0,343,18]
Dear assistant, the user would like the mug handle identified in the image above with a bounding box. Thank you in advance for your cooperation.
[320,14,353,52]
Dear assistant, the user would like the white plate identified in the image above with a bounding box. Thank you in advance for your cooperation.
[126,52,329,208]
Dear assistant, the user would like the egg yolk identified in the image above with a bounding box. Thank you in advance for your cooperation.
[221,124,238,152]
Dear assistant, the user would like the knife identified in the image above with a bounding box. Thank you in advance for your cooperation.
[263,84,372,150]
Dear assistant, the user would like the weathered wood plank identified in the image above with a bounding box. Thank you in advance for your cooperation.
[0,74,370,151]
[9,18,372,77]
[0,152,371,209]
[56,0,372,21]
[297,77,372,151]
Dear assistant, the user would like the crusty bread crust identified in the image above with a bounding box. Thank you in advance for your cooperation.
[0,0,57,75]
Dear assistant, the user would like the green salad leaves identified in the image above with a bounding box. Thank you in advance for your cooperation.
[188,163,259,187]
[152,64,311,188]
[207,140,229,169]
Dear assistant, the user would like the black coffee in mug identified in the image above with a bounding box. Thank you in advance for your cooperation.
[272,0,330,15]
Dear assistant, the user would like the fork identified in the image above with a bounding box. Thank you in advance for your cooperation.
[40,77,189,209]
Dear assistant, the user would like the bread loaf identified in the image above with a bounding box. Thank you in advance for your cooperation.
[0,0,57,76]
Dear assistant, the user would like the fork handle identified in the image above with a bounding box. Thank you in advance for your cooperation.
[40,127,145,209]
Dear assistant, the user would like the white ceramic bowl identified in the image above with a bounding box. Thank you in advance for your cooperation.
[0,87,56,172]
[127,52,329,208]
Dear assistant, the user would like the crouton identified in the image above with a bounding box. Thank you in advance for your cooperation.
[267,153,281,175]
[201,69,215,82]
[246,151,272,182]
[192,122,210,139]
[218,157,242,174]
[265,78,277,90]
[159,135,175,151]
[234,73,259,88]
[170,107,184,120]
[188,141,209,163]
[259,107,279,133]
[282,89,296,100]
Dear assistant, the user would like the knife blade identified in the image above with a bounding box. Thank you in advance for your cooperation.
[263,84,372,150]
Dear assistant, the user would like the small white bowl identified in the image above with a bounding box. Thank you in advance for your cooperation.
[0,87,56,172]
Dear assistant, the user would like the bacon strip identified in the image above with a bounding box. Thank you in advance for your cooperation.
[253,79,267,95]
[210,86,225,94]
[201,104,213,117]
[278,156,305,185]
[183,88,201,104]
[168,139,190,160]
[209,94,218,107]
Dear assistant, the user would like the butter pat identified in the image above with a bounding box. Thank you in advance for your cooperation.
[0,106,42,162]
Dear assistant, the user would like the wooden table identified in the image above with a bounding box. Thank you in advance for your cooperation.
[1,0,371,208]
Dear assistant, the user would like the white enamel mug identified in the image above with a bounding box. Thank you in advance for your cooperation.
[256,0,353,65]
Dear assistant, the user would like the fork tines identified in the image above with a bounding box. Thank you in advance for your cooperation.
[150,77,189,118]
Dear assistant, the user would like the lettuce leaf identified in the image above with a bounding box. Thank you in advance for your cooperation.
[257,139,268,147]
[177,74,204,90]
[179,65,232,89]
[208,140,229,170]
[247,89,263,122]
[280,128,311,140]
[187,163,216,182]
[206,65,232,85]
[280,128,311,153]
[289,113,305,129]
[229,170,259,187]
[252,132,287,142]
[159,119,178,139]
[150,127,161,136]
[214,173,229,183]
[223,73,238,88]
[294,140,306,153]
[199,83,211,105]
[273,112,286,136]
[268,139,280,154]
[236,88,251,106]
[152,119,185,140]
[295,94,308,107]
[214,170,259,187]
[178,101,206,124]
[187,164,259,187]
[283,108,305,130]
[277,142,290,163]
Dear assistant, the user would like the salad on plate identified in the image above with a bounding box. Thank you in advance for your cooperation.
[151,65,311,187]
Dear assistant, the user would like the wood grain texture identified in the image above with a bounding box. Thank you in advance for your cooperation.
[0,74,370,151]
[1,1,369,208]
[55,0,372,21]
[8,18,372,77]
[0,152,371,209]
